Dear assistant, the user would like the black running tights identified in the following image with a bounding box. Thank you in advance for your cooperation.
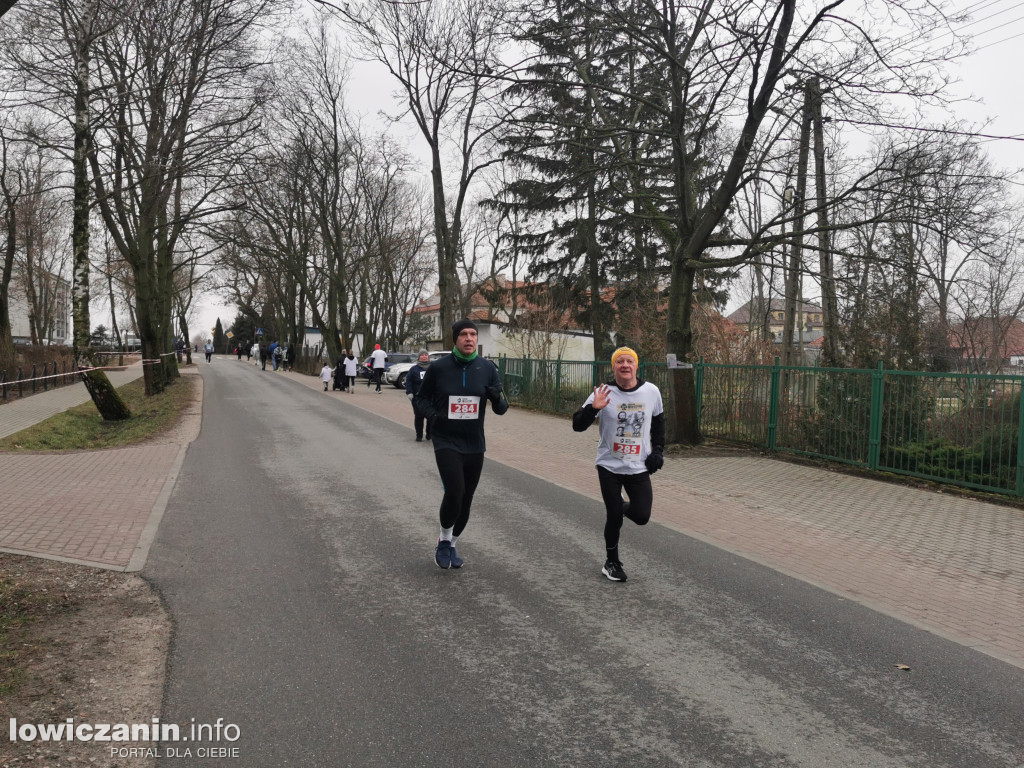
[434,449,485,537]
[596,466,652,550]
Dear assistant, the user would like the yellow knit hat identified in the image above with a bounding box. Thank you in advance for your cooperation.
[611,346,639,366]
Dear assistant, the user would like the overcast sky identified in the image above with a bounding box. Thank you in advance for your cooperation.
[195,0,1024,337]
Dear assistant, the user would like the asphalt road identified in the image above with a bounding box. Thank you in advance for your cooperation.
[146,362,1024,767]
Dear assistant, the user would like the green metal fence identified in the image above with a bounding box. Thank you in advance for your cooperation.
[496,356,1024,497]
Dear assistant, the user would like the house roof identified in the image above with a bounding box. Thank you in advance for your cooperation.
[728,299,824,325]
[950,317,1024,359]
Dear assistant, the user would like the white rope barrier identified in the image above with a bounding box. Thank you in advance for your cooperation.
[2,352,178,387]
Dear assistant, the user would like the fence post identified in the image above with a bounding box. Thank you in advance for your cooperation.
[767,356,780,450]
[695,356,705,432]
[554,358,562,411]
[868,361,884,470]
[1015,380,1024,496]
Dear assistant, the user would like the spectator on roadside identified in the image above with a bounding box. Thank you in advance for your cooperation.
[320,362,333,391]
[236,344,243,360]
[286,344,297,372]
[343,350,358,393]
[405,349,432,442]
[251,342,259,365]
[259,343,268,371]
[333,353,346,391]
[203,340,213,363]
[571,346,664,583]
[272,344,283,371]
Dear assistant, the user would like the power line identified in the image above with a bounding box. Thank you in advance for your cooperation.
[833,118,1024,144]
[970,25,1024,51]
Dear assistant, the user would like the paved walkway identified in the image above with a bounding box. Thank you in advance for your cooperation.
[0,363,199,570]
[2,359,1023,670]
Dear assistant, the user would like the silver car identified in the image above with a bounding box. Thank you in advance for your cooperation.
[384,351,449,388]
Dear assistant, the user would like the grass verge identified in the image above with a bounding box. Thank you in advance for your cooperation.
[0,373,197,451]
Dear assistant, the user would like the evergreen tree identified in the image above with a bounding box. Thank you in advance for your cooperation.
[213,318,225,352]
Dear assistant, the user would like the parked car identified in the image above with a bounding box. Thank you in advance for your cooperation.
[384,351,450,388]
[358,351,416,381]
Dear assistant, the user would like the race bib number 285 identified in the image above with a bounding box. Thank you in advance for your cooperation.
[448,396,481,420]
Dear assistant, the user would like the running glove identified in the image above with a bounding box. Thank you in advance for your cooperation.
[645,452,664,474]
[485,385,503,406]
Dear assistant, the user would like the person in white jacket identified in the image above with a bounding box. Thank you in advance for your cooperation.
[320,363,333,391]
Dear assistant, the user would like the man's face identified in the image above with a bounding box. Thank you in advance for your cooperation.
[456,328,478,355]
[419,353,429,364]
[613,354,638,387]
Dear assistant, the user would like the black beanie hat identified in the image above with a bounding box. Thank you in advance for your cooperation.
[451,318,478,343]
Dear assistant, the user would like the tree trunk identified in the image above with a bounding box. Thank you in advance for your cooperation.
[665,260,700,444]
[71,0,129,421]
[586,171,604,360]
[0,157,16,365]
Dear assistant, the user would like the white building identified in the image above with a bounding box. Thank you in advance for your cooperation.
[8,272,71,345]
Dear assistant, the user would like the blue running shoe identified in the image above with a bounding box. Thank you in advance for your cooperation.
[449,545,464,569]
[434,540,452,569]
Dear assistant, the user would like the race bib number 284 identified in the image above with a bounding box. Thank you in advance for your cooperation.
[448,396,481,420]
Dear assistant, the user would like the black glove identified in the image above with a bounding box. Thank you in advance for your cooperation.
[485,384,503,406]
[645,452,664,474]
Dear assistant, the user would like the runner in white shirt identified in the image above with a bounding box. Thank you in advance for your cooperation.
[368,344,388,393]
[572,347,665,582]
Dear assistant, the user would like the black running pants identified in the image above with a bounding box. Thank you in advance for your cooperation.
[434,449,485,537]
[596,466,652,549]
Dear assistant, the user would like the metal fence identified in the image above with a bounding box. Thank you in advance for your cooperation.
[495,356,1024,497]
[0,360,80,402]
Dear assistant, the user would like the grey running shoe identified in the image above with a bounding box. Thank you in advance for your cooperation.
[602,560,627,582]
[434,540,452,569]
[449,545,464,568]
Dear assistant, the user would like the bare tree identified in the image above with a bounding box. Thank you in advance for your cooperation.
[508,0,967,442]
[0,123,20,364]
[87,0,278,394]
[1,0,133,416]
[10,142,69,344]
[329,0,506,339]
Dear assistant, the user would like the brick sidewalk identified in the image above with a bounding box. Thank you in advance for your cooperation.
[298,366,1024,669]
[0,366,199,571]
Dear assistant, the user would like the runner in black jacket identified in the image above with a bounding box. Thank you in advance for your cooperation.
[415,319,509,569]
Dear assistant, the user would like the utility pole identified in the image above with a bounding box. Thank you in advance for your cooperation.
[810,77,841,366]
[782,83,811,368]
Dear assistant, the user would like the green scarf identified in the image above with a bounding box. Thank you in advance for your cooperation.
[452,348,478,363]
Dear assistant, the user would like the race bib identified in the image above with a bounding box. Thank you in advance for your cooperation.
[448,395,481,420]
[613,439,642,457]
